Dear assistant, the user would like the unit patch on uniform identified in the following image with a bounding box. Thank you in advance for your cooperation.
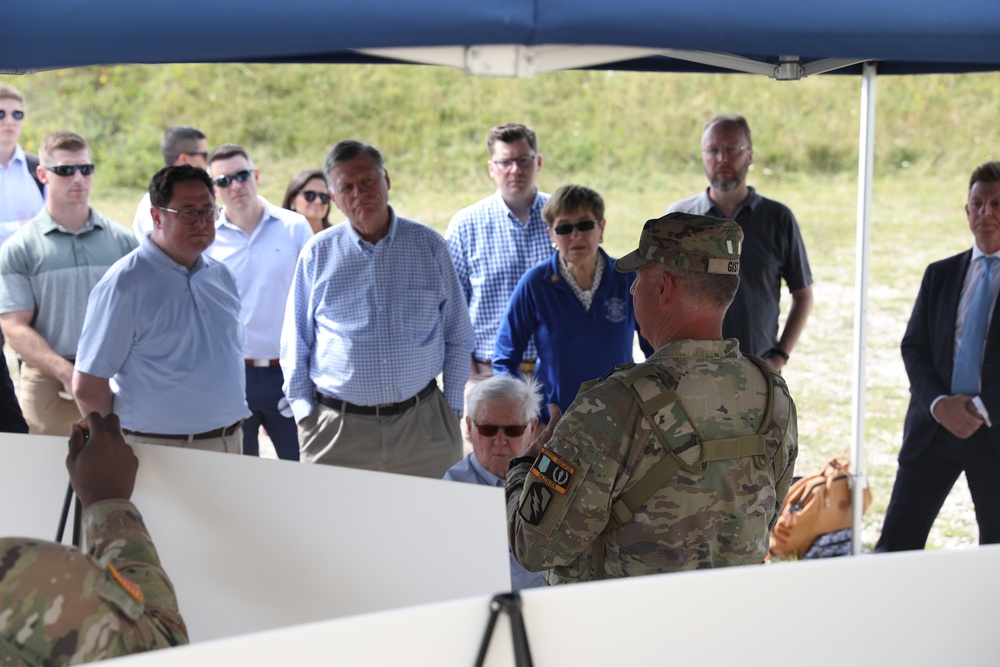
[520,484,553,525]
[530,447,575,494]
[107,562,144,603]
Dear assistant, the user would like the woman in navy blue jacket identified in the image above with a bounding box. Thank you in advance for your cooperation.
[493,184,648,421]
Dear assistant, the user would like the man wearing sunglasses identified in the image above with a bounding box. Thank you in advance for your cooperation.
[0,131,137,436]
[73,165,249,454]
[0,83,41,436]
[206,144,311,461]
[445,123,551,392]
[667,113,813,371]
[507,213,797,584]
[132,126,209,241]
[443,374,544,590]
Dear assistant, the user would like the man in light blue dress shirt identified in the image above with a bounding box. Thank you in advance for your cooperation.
[73,165,249,454]
[443,375,545,590]
[281,140,473,478]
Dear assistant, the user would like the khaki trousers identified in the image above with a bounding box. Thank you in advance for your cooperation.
[20,362,82,436]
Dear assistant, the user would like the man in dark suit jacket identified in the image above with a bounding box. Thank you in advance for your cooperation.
[877,161,1000,551]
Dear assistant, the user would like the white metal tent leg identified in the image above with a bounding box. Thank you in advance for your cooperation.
[852,61,877,555]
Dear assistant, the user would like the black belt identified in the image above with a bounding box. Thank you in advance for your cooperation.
[317,380,437,417]
[122,420,243,442]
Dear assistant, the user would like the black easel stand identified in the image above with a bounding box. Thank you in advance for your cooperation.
[55,481,82,547]
[474,593,534,667]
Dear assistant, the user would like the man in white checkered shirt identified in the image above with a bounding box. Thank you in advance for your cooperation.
[445,123,552,388]
[281,140,474,478]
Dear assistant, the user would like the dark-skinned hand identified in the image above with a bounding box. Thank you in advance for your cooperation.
[66,412,138,509]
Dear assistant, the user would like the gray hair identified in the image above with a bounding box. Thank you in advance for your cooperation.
[467,375,543,425]
[324,140,385,189]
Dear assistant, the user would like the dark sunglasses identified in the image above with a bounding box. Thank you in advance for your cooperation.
[213,169,253,188]
[553,219,598,235]
[181,151,209,159]
[0,110,25,121]
[474,423,528,437]
[300,191,331,204]
[44,164,95,177]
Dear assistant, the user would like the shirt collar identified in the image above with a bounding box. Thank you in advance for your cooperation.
[971,244,1000,262]
[697,186,761,216]
[343,205,397,250]
[140,233,207,274]
[493,189,544,224]
[36,208,104,235]
[469,454,504,487]
[217,195,270,234]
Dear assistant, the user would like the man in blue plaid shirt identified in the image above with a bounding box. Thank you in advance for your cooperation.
[445,123,552,387]
[281,140,473,478]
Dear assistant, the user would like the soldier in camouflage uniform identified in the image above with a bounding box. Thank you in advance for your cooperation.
[0,412,187,664]
[506,212,798,584]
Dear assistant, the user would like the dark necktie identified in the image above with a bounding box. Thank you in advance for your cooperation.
[952,255,998,395]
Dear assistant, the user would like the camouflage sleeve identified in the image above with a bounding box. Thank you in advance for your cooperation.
[769,391,799,531]
[0,501,186,665]
[506,385,631,576]
[84,499,189,653]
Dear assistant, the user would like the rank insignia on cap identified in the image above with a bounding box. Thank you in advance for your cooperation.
[107,563,144,603]
[520,484,553,525]
[530,447,575,495]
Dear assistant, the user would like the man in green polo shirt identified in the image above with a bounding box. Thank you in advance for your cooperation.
[0,131,136,435]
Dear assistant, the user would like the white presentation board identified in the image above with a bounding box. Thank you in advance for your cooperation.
[115,545,1000,666]
[0,433,511,641]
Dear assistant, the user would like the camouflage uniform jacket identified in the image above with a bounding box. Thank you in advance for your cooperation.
[506,338,798,584]
[0,500,187,665]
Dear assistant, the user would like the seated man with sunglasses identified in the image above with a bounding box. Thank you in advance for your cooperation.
[73,165,250,454]
[206,144,312,461]
[493,184,649,423]
[0,131,137,436]
[443,374,544,590]
[132,126,209,241]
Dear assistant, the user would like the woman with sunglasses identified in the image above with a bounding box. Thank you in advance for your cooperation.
[281,170,331,235]
[493,184,649,422]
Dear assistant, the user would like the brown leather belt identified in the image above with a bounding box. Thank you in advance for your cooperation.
[123,420,244,443]
[245,359,280,367]
[317,380,436,417]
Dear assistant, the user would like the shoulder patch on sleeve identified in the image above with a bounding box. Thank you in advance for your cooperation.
[107,562,144,603]
[519,484,553,525]
[530,447,575,494]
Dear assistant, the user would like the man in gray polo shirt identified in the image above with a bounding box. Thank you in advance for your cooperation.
[0,131,136,435]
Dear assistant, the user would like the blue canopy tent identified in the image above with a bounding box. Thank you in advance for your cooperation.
[4,0,1000,553]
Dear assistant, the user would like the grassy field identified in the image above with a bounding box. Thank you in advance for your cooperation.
[5,63,998,550]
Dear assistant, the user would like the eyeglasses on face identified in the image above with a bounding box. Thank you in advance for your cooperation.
[491,154,537,171]
[157,205,223,225]
[300,190,331,204]
[553,219,598,235]
[474,423,528,438]
[181,151,209,159]
[212,169,253,188]
[701,145,750,159]
[44,164,95,177]
[0,110,25,121]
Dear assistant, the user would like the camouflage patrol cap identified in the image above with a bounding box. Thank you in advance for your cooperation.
[614,212,743,275]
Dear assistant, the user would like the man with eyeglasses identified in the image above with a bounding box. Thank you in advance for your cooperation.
[0,131,137,436]
[443,374,544,590]
[282,140,473,477]
[445,123,551,392]
[206,144,311,461]
[667,113,813,370]
[132,126,208,241]
[73,165,250,454]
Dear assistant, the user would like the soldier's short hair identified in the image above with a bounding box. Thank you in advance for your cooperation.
[467,375,543,425]
[487,123,538,156]
[704,113,753,147]
[542,185,605,225]
[0,82,24,103]
[969,161,1000,191]
[664,265,740,310]
[148,164,215,208]
[161,126,206,166]
[39,132,89,165]
[208,143,253,168]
